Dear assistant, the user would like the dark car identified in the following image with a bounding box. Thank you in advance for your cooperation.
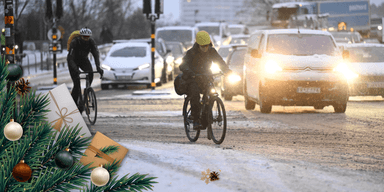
[165,41,186,75]
[220,45,247,101]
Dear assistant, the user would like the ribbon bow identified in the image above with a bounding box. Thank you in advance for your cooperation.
[49,90,79,132]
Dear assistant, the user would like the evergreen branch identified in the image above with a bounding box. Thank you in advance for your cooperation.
[103,159,122,178]
[95,145,120,158]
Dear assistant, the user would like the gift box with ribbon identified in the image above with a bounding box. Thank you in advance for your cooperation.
[45,83,91,138]
[80,131,129,168]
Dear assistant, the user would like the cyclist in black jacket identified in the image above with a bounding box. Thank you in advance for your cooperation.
[67,27,103,112]
[179,30,232,130]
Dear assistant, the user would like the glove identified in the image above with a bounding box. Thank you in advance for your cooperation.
[97,67,104,79]
[73,69,81,80]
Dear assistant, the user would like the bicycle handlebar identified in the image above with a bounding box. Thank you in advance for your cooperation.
[193,72,224,78]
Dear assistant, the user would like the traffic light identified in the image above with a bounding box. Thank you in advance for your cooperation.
[155,0,163,14]
[143,0,151,17]
[49,28,62,53]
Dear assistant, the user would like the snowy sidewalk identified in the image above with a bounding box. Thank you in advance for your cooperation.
[104,140,383,192]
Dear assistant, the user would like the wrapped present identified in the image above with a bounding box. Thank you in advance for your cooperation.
[45,83,91,138]
[80,131,128,168]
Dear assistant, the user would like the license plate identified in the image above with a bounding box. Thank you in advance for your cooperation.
[297,87,321,93]
[116,76,131,80]
[367,82,384,88]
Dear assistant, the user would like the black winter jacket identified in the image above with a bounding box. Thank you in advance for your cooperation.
[67,36,100,71]
[179,43,230,76]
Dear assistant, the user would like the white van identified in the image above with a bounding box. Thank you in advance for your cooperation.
[243,29,351,113]
[194,22,232,48]
[155,26,198,50]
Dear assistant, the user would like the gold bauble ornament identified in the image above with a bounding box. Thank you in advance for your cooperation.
[4,119,23,141]
[12,160,32,182]
[91,165,110,186]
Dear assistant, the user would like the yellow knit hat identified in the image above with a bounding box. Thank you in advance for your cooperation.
[196,31,211,45]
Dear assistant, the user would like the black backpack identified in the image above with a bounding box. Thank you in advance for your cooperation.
[174,73,188,95]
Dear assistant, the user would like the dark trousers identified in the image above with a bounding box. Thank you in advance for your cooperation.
[187,78,207,120]
[69,59,93,105]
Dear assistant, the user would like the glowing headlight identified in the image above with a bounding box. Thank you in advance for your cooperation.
[167,65,173,72]
[333,63,358,80]
[135,63,150,71]
[227,74,241,84]
[378,26,382,30]
[166,56,174,64]
[211,88,216,93]
[14,45,18,50]
[211,63,221,73]
[265,60,282,74]
[101,64,112,71]
[175,58,183,66]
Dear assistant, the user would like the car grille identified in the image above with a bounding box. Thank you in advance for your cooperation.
[282,67,333,72]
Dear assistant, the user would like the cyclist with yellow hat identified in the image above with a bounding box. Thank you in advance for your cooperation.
[179,30,232,130]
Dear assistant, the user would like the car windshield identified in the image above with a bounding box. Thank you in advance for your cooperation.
[346,47,384,62]
[166,44,183,56]
[266,34,337,55]
[230,37,249,44]
[110,47,146,57]
[197,26,220,35]
[229,28,242,35]
[157,30,192,44]
[229,49,247,66]
[218,47,231,58]
[330,32,353,39]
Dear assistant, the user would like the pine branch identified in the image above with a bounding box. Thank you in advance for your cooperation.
[17,90,50,128]
[95,145,120,158]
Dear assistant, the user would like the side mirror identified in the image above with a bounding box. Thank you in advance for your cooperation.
[166,49,171,54]
[342,50,349,59]
[251,49,260,58]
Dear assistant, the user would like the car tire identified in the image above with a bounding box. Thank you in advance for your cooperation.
[333,103,347,113]
[161,66,168,84]
[243,81,255,110]
[168,71,174,81]
[259,85,272,113]
[101,84,109,90]
[224,94,233,101]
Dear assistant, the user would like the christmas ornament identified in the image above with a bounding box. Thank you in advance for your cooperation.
[6,63,23,82]
[91,165,110,186]
[55,148,74,169]
[4,119,23,141]
[15,78,31,96]
[201,168,221,184]
[12,160,32,182]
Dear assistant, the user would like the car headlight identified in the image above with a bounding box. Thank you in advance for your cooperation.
[166,56,174,64]
[333,63,358,80]
[378,26,382,30]
[227,73,241,84]
[134,63,150,71]
[211,62,221,73]
[175,58,183,66]
[101,64,113,71]
[265,60,282,74]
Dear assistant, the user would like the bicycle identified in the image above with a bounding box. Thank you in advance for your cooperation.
[183,72,227,144]
[78,71,98,125]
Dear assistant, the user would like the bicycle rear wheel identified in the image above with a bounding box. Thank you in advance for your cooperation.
[85,88,97,125]
[208,96,227,144]
[183,97,200,142]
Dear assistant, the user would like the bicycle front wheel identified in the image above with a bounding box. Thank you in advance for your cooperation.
[183,97,200,142]
[208,96,227,144]
[85,88,97,125]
